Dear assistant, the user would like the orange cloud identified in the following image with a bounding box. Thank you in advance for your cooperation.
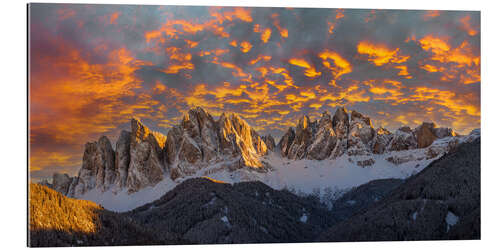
[249,55,272,65]
[210,7,253,23]
[288,58,322,78]
[418,35,480,84]
[409,87,480,116]
[211,58,248,78]
[336,9,345,19]
[240,41,253,53]
[318,50,352,85]
[460,15,478,36]
[109,12,121,24]
[421,64,440,72]
[422,10,440,21]
[357,41,409,66]
[161,47,194,74]
[394,65,411,78]
[145,10,245,43]
[419,35,451,52]
[328,22,336,34]
[29,44,170,175]
[288,58,311,68]
[261,28,272,43]
[272,13,288,38]
[365,79,404,102]
[184,39,199,48]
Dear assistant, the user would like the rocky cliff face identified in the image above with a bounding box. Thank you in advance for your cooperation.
[114,130,131,191]
[307,112,337,160]
[286,115,317,160]
[262,135,276,152]
[278,107,458,163]
[62,106,464,198]
[70,136,116,196]
[67,107,271,196]
[166,108,269,180]
[127,118,165,193]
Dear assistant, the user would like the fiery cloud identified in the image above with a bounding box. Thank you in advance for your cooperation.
[418,35,480,84]
[318,50,352,85]
[288,58,322,78]
[29,4,480,180]
[357,41,409,66]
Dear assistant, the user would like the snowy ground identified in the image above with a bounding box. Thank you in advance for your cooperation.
[77,135,478,212]
[79,151,434,212]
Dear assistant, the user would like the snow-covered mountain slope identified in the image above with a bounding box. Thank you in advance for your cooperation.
[41,106,480,212]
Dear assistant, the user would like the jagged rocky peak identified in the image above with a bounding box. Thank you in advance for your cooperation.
[278,127,295,157]
[388,126,417,151]
[127,118,165,193]
[70,135,116,196]
[220,112,269,166]
[114,130,131,191]
[287,115,317,160]
[58,106,465,198]
[318,111,333,128]
[333,106,349,137]
[131,117,166,148]
[262,134,276,152]
[372,127,393,154]
[51,173,74,196]
[414,122,438,148]
[415,122,458,148]
[278,107,461,161]
[165,107,270,179]
[351,110,373,127]
[307,111,337,160]
[347,110,375,155]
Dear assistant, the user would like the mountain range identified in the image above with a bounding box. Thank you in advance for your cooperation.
[39,106,479,212]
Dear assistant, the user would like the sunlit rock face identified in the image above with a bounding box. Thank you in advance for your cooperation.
[127,118,165,193]
[216,113,268,168]
[165,109,269,179]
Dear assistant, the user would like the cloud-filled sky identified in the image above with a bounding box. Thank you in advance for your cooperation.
[29,4,480,180]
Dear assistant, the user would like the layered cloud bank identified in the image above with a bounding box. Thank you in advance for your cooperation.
[29,4,480,180]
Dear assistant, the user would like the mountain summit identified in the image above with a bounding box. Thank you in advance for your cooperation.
[64,107,272,196]
[278,107,460,162]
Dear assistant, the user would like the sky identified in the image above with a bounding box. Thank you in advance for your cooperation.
[29,4,480,180]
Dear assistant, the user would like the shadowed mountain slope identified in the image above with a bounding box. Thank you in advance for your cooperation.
[127,177,335,244]
[318,138,480,242]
